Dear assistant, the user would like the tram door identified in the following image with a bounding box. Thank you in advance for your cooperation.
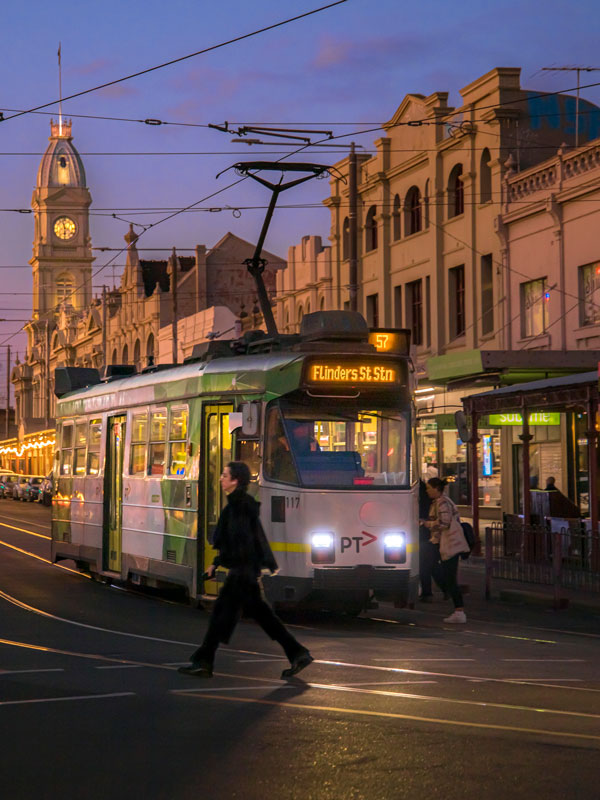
[104,414,126,572]
[201,404,233,596]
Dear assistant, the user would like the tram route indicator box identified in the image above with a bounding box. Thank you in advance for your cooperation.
[368,328,411,356]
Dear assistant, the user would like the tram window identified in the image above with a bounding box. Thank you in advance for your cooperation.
[61,449,73,476]
[168,407,188,477]
[264,407,299,485]
[62,423,74,449]
[87,420,102,476]
[130,412,148,476]
[149,409,167,476]
[75,422,87,447]
[74,448,86,476]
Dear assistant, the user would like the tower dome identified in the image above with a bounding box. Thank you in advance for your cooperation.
[36,119,86,189]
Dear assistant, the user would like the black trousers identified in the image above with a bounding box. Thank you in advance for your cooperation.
[439,554,463,609]
[192,570,304,665]
[419,539,444,596]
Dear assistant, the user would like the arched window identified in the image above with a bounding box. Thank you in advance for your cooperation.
[365,205,377,251]
[424,179,430,228]
[111,348,118,365]
[342,217,350,260]
[320,295,325,311]
[404,187,422,235]
[285,310,290,333]
[122,344,129,364]
[133,339,141,372]
[297,305,304,331]
[448,164,464,218]
[306,301,311,316]
[392,195,401,240]
[55,272,74,307]
[480,148,492,203]
[146,333,155,366]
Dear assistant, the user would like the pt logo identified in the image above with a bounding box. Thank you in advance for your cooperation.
[340,531,377,553]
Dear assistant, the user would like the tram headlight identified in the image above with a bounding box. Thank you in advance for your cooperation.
[383,531,406,564]
[311,531,335,564]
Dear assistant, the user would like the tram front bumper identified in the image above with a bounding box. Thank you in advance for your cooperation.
[313,565,411,594]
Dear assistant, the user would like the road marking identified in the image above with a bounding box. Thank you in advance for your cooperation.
[214,672,600,719]
[173,693,600,743]
[0,513,50,530]
[502,659,585,662]
[372,658,475,662]
[176,685,294,693]
[0,637,176,670]
[237,658,287,663]
[0,539,90,577]
[0,668,64,675]
[0,521,51,540]
[95,665,143,670]
[0,692,135,707]
[333,681,438,686]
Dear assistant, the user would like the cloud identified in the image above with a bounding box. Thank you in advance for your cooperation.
[312,33,435,72]
[96,83,140,99]
[70,58,114,77]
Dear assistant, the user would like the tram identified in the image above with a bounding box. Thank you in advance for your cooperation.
[51,311,419,613]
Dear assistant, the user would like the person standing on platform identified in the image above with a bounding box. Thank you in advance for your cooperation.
[421,477,469,624]
[178,461,313,679]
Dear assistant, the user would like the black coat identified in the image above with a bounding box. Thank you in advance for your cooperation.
[211,488,278,574]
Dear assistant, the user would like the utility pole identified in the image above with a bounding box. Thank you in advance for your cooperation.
[45,320,51,427]
[541,66,600,148]
[348,142,358,312]
[102,285,107,372]
[5,345,10,439]
[170,248,179,363]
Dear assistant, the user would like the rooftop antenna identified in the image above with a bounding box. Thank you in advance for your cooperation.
[541,66,600,147]
[57,42,63,135]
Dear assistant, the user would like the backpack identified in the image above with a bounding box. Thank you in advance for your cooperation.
[459,521,475,560]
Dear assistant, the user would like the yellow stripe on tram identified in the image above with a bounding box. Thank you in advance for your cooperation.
[270,542,311,553]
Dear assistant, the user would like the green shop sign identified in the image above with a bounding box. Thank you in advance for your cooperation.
[488,412,560,426]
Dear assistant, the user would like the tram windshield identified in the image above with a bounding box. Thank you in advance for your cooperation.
[265,401,410,488]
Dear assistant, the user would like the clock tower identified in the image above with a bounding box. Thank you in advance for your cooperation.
[30,119,93,316]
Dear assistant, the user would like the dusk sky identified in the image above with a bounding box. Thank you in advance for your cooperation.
[2,0,600,366]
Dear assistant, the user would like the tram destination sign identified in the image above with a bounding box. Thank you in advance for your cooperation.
[303,358,405,387]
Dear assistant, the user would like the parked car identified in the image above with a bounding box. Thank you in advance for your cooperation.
[23,476,44,502]
[0,474,18,498]
[38,474,54,506]
[12,475,31,501]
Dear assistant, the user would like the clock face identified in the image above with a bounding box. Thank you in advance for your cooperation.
[54,216,77,240]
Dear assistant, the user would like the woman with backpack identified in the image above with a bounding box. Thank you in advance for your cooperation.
[420,477,469,624]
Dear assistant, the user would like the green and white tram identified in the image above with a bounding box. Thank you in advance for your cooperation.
[52,311,419,613]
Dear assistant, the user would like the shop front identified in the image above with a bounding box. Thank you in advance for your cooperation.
[0,428,55,476]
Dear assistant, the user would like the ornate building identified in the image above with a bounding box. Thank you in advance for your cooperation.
[8,121,284,475]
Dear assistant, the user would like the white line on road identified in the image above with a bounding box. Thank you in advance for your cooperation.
[95,665,143,670]
[372,658,475,662]
[0,668,64,675]
[237,658,287,663]
[0,692,136,707]
[502,659,585,662]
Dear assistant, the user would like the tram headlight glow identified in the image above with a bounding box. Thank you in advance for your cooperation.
[311,531,335,564]
[383,531,406,564]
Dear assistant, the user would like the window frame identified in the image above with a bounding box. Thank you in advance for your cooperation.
[167,405,189,478]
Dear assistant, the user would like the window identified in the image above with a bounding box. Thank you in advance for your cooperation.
[87,419,102,475]
[579,262,600,326]
[481,254,494,335]
[392,195,401,240]
[74,422,87,476]
[449,265,466,339]
[149,409,167,475]
[60,422,74,475]
[394,286,402,328]
[342,217,350,260]
[111,348,118,365]
[122,344,129,364]
[404,187,422,235]
[130,413,148,475]
[56,273,74,306]
[265,406,299,485]
[480,148,492,203]
[133,339,141,372]
[406,280,423,346]
[425,276,431,347]
[448,164,464,218]
[424,179,430,228]
[365,205,377,251]
[366,293,379,328]
[146,333,155,367]
[521,278,548,338]
[168,407,188,476]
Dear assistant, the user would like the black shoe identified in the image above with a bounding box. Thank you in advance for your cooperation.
[177,661,213,678]
[281,650,313,679]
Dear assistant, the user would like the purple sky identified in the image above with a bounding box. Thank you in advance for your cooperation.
[2,0,600,375]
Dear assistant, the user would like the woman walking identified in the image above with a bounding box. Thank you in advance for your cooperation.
[420,477,469,624]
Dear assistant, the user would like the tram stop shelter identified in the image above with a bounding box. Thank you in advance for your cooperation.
[462,370,600,571]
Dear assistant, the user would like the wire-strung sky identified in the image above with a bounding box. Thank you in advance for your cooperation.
[2,0,600,359]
